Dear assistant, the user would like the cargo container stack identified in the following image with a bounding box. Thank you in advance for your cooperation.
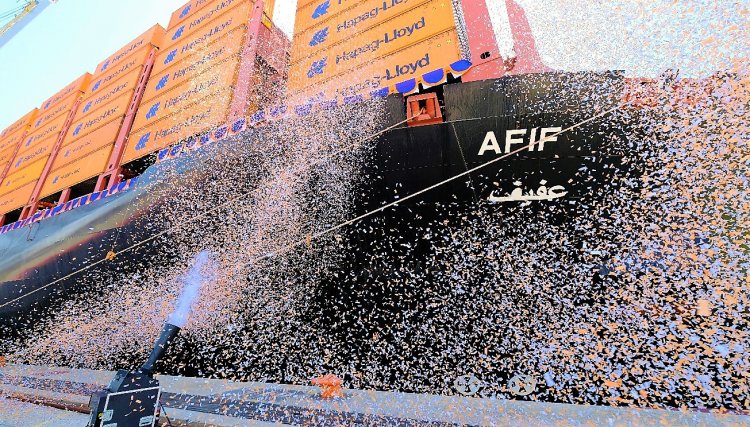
[0,109,39,224]
[124,0,289,166]
[287,0,471,103]
[33,25,166,213]
[1,75,91,222]
[0,109,39,183]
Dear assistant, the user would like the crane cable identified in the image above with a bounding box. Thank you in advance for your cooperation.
[243,104,622,267]
[0,1,35,22]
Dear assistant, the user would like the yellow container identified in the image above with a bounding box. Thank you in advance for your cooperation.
[0,147,17,167]
[168,0,244,29]
[30,93,78,133]
[64,94,131,143]
[21,113,69,153]
[291,0,440,62]
[295,0,364,35]
[0,129,26,154]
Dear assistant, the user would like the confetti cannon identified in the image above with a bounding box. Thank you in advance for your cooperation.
[87,251,212,427]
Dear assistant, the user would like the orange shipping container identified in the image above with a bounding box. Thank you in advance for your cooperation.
[0,182,36,214]
[293,30,461,100]
[30,93,78,133]
[21,112,69,152]
[7,135,58,174]
[142,27,245,104]
[1,157,47,193]
[289,1,456,88]
[65,94,131,143]
[151,3,249,76]
[40,147,112,198]
[124,88,232,163]
[1,109,37,139]
[94,25,165,76]
[163,0,246,50]
[88,47,151,96]
[0,147,17,167]
[168,0,232,29]
[294,0,363,35]
[296,0,318,9]
[54,119,121,170]
[0,129,26,154]
[292,0,439,62]
[39,74,90,113]
[131,58,239,132]
[76,67,142,119]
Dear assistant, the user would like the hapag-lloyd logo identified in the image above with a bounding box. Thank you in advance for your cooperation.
[309,27,329,46]
[35,101,70,128]
[95,56,139,93]
[136,132,151,151]
[383,53,430,81]
[320,53,431,99]
[184,0,238,33]
[165,18,234,66]
[334,17,426,65]
[156,75,170,91]
[172,26,185,41]
[15,146,45,168]
[100,59,111,72]
[312,0,330,19]
[307,58,327,78]
[335,0,409,33]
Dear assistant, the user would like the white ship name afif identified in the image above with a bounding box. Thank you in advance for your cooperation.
[478,127,563,155]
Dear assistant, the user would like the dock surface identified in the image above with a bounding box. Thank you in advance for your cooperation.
[1,364,748,426]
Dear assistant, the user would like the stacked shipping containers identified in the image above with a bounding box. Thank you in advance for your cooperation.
[0,110,38,180]
[38,26,165,203]
[287,0,467,101]
[124,0,264,163]
[0,109,38,220]
[1,75,90,220]
[0,0,289,224]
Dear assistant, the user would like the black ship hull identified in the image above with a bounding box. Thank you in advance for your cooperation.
[1,70,628,331]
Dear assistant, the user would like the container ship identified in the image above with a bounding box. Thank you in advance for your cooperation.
[0,0,626,314]
[0,0,695,410]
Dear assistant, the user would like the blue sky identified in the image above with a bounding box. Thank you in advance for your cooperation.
[0,0,746,131]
